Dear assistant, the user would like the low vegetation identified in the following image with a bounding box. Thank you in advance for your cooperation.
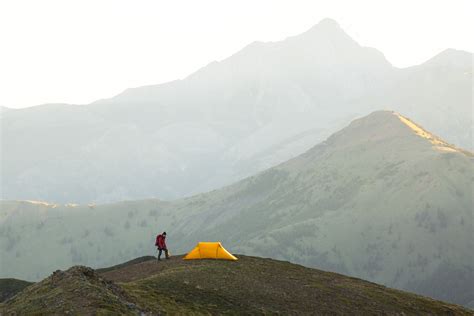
[0,278,32,302]
[1,255,471,315]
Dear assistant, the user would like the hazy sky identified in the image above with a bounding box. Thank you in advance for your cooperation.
[0,0,472,109]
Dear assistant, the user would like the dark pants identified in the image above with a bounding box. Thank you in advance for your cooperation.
[158,248,169,260]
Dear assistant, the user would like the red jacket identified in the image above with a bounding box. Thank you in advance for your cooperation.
[155,234,167,249]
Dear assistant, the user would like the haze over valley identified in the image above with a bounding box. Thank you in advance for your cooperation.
[1,19,472,203]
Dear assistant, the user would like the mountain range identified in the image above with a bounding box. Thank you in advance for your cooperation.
[1,18,472,203]
[1,111,472,307]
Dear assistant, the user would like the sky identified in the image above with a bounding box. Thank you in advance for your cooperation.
[0,0,472,109]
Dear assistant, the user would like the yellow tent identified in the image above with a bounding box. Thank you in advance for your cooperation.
[184,242,238,260]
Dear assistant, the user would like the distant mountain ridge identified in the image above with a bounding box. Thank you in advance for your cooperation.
[422,48,472,68]
[1,18,472,204]
[1,111,472,307]
[0,106,13,114]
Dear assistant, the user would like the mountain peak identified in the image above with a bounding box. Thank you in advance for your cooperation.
[303,18,345,37]
[423,48,472,68]
[322,111,470,156]
[314,18,340,28]
[290,18,365,54]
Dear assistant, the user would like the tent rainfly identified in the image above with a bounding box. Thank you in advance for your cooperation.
[184,242,238,260]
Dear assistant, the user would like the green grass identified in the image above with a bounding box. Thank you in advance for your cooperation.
[0,278,33,302]
[1,256,472,315]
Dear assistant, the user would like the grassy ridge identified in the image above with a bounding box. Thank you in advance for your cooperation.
[2,255,470,315]
[104,256,472,315]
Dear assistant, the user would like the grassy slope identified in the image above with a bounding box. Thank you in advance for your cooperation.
[0,266,144,315]
[2,255,471,315]
[0,111,472,306]
[0,278,32,302]
[95,256,156,274]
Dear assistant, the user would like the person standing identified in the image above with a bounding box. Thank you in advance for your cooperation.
[155,231,170,260]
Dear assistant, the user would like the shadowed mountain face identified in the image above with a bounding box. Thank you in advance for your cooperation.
[1,256,472,315]
[1,19,472,203]
[1,111,472,306]
[0,279,32,302]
